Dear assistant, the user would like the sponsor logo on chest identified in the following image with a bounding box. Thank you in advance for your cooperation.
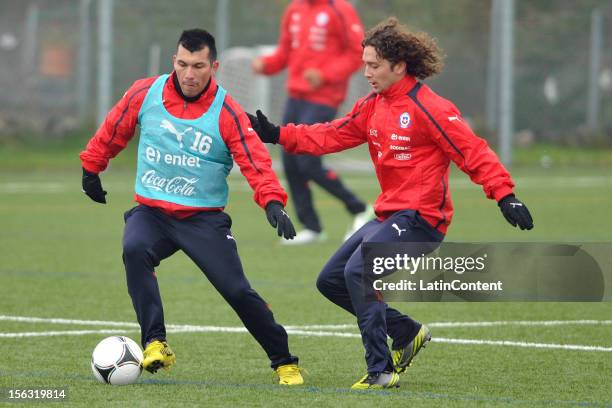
[290,13,301,48]
[368,111,417,161]
[309,12,329,50]
[393,153,412,161]
[155,119,214,157]
[390,133,410,142]
[141,169,198,197]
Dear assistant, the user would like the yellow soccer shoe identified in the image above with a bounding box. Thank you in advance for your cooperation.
[142,340,176,373]
[351,371,400,390]
[275,363,304,385]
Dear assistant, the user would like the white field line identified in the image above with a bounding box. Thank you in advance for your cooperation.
[0,315,140,327]
[428,320,612,328]
[2,326,611,352]
[167,327,612,352]
[0,182,66,193]
[284,324,355,330]
[284,331,612,352]
[0,329,131,338]
[3,315,611,330]
[434,337,612,352]
[1,315,611,352]
[288,321,612,329]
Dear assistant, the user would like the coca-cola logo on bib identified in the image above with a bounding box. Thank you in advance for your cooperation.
[141,170,197,197]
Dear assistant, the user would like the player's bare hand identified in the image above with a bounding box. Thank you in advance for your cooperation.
[252,58,265,74]
[303,68,323,89]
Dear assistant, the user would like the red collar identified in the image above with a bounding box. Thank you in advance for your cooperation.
[380,76,418,100]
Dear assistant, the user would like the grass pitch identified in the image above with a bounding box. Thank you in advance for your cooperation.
[1,164,611,407]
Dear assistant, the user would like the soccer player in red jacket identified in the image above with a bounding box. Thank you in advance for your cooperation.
[80,29,304,385]
[249,18,533,389]
[252,0,371,244]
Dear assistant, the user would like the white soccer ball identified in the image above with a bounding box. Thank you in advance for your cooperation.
[91,336,143,385]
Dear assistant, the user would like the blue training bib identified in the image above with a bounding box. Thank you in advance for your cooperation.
[134,74,233,207]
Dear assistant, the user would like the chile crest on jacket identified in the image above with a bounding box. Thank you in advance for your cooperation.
[399,112,411,129]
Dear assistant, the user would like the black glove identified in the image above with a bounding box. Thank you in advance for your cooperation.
[265,200,296,239]
[498,194,533,230]
[82,168,107,204]
[247,110,280,144]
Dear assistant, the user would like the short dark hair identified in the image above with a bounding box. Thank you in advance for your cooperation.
[363,17,444,80]
[177,29,217,61]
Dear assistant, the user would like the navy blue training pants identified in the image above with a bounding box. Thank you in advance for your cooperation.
[122,205,298,369]
[316,210,444,373]
[282,97,366,232]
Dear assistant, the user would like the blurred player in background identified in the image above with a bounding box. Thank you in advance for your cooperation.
[249,17,533,389]
[252,0,373,245]
[80,29,304,385]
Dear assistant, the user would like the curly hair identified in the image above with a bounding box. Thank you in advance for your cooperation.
[362,17,444,80]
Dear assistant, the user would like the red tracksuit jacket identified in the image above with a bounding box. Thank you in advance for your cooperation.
[80,73,287,218]
[261,0,364,109]
[279,75,515,234]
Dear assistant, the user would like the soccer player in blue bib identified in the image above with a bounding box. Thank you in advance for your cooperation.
[80,29,303,385]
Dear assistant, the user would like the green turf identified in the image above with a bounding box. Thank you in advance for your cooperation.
[0,165,611,407]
